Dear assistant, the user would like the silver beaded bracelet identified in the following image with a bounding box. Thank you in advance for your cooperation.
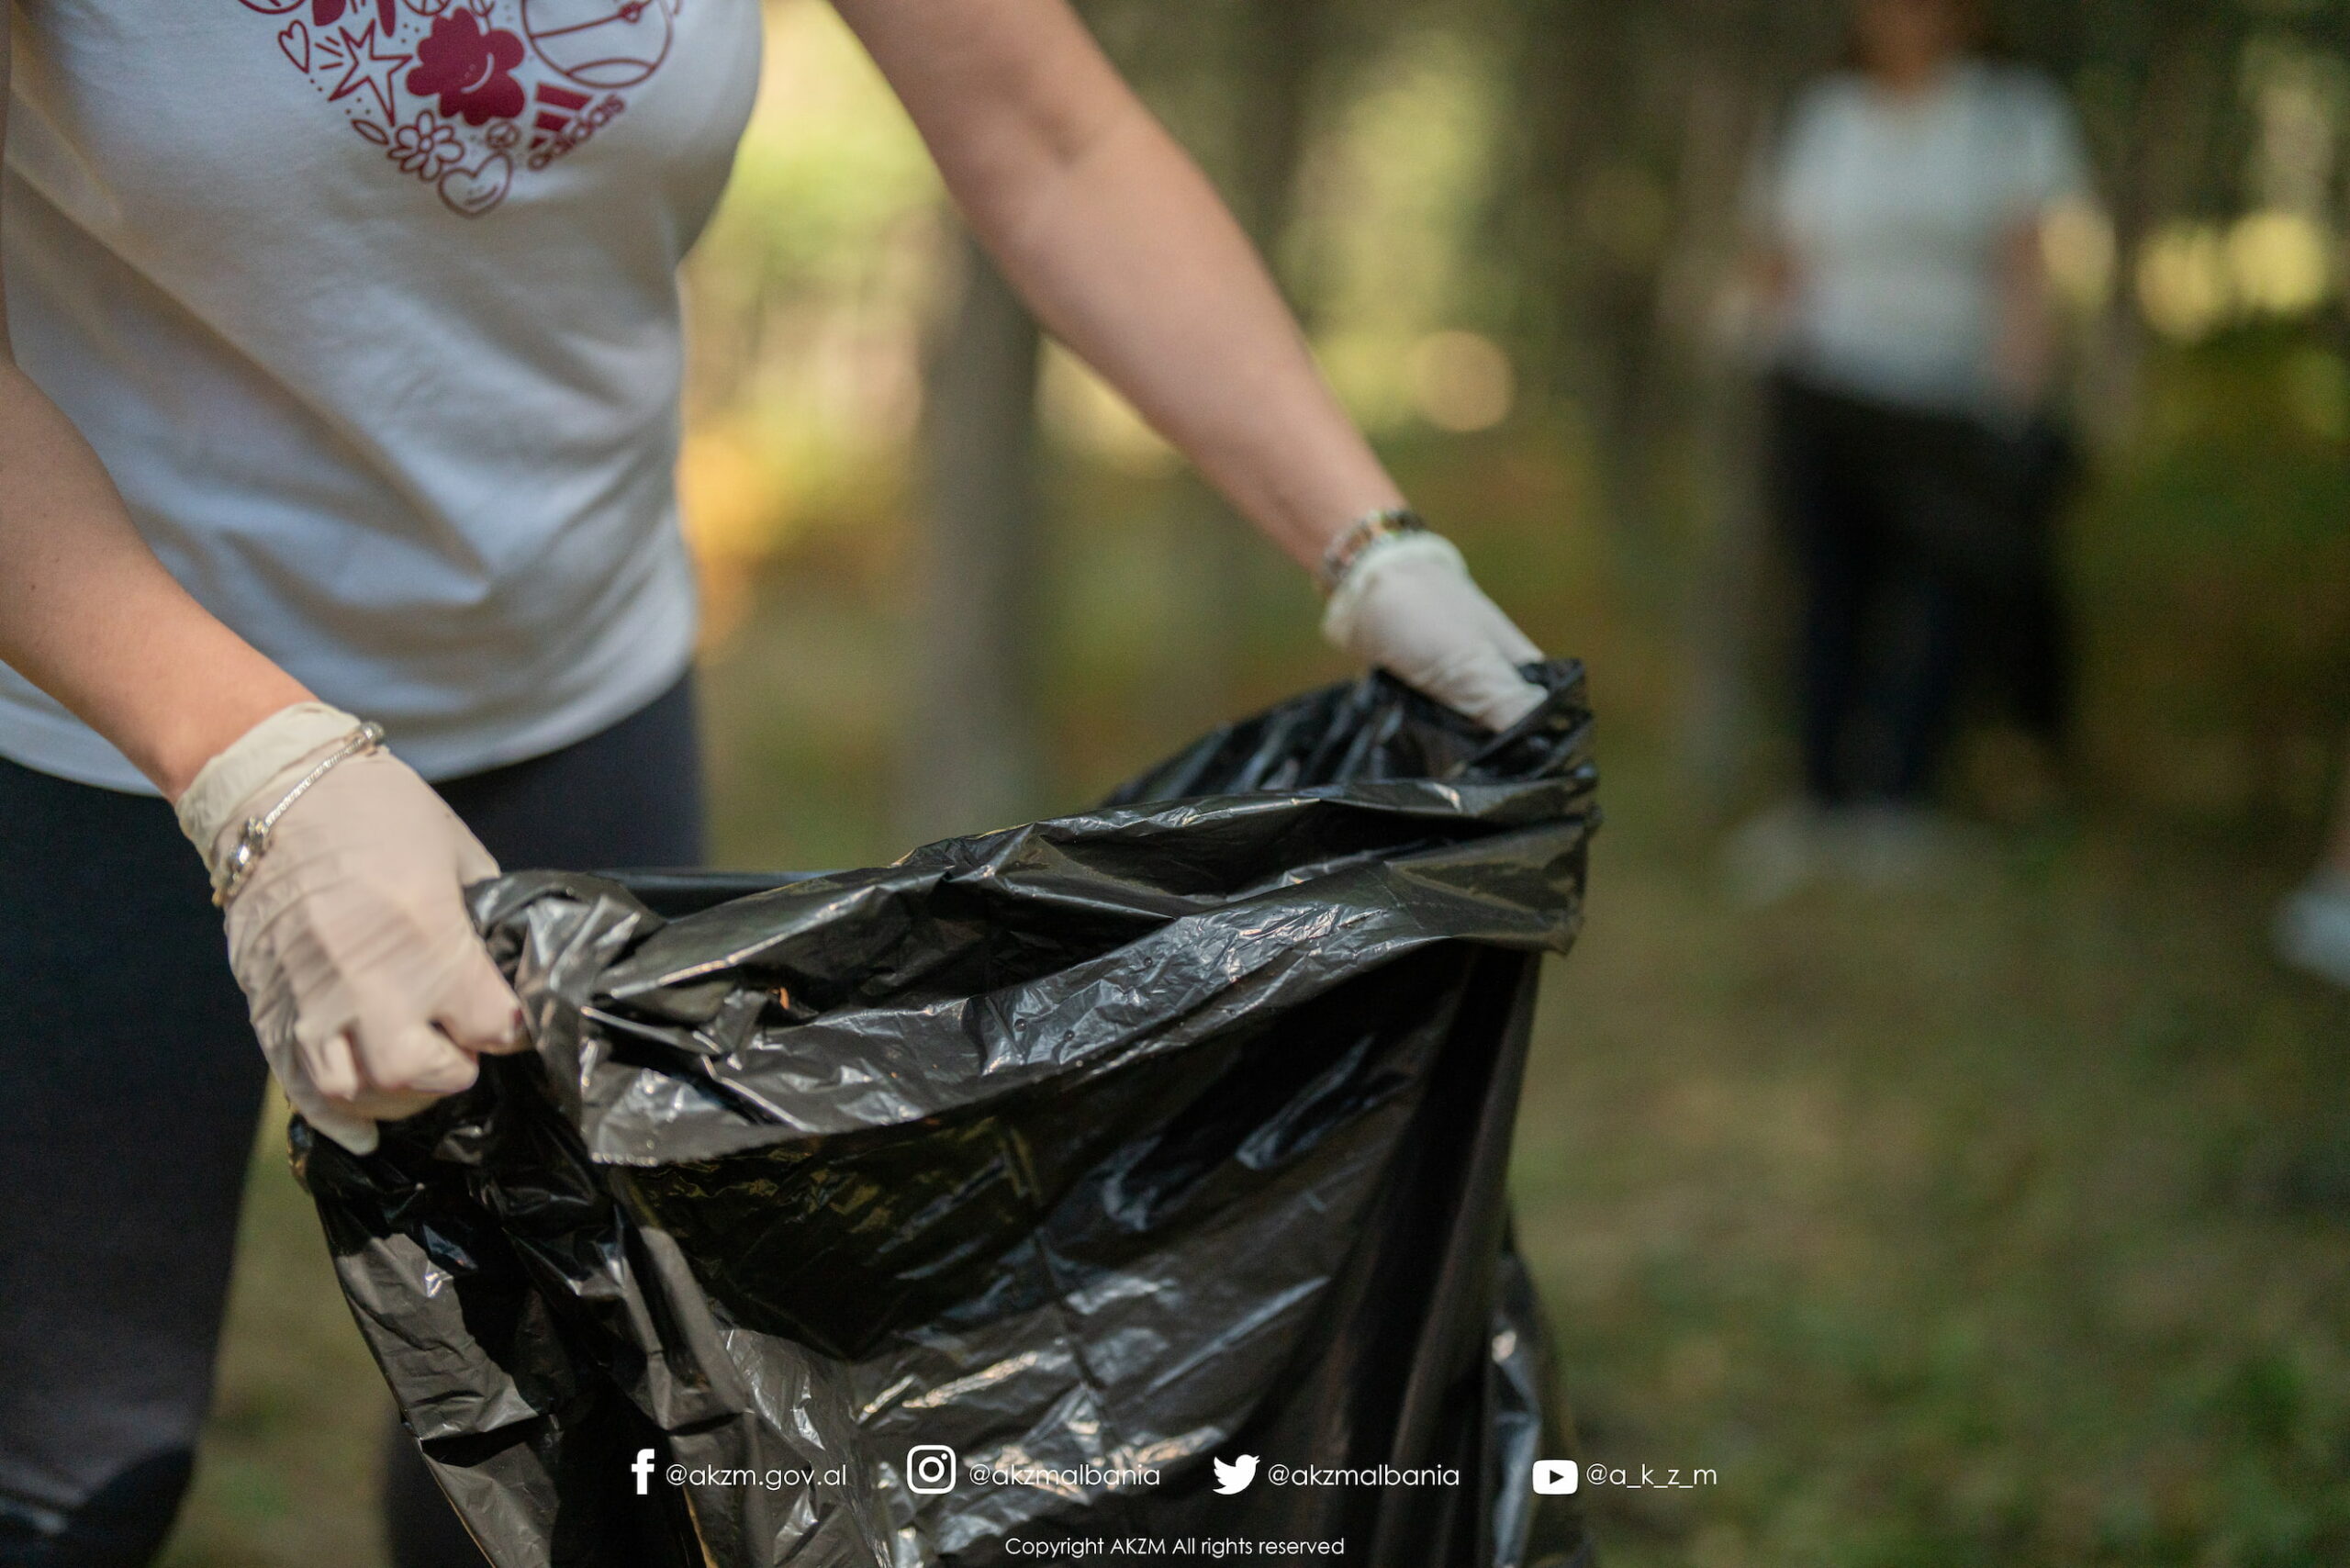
[211,722,386,908]
[1315,507,1431,595]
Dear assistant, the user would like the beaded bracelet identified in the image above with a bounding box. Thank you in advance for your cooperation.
[1315,507,1430,595]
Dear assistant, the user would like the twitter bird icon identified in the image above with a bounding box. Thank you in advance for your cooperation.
[1212,1454,1259,1495]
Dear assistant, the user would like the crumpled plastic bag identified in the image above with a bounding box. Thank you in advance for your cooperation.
[297,662,1599,1567]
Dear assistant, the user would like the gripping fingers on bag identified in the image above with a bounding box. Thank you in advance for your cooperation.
[1413,643,1544,732]
[303,1005,479,1114]
[1456,655,1547,731]
[362,1018,483,1099]
[297,1024,464,1123]
[298,1025,367,1104]
[435,941,530,1055]
[1447,583,1545,728]
[330,1081,448,1126]
[283,1032,426,1135]
[1326,536,1549,732]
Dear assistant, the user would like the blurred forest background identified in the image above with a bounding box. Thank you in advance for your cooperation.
[164,0,2350,1564]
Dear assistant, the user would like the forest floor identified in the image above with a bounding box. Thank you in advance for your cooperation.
[1515,751,2350,1568]
[155,556,2350,1568]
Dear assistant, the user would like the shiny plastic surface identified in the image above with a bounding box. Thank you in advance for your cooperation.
[298,665,1599,1567]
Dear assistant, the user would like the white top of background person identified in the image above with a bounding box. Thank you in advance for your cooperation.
[1749,0,2092,422]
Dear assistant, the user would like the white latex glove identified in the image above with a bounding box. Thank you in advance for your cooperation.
[1322,532,1548,731]
[176,703,525,1155]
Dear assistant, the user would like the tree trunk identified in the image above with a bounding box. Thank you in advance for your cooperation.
[1664,3,1818,806]
[899,233,1046,844]
[2086,3,2233,449]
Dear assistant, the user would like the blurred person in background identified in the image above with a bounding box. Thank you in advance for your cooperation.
[1728,0,2092,902]
[2277,735,2350,988]
[0,0,1550,1562]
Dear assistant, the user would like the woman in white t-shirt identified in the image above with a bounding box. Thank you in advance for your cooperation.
[0,1,1551,1561]
[1740,0,2090,878]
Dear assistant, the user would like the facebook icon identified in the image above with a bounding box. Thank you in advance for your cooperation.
[632,1448,657,1496]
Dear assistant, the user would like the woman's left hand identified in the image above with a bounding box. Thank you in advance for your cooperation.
[836,0,1550,734]
[1323,533,1547,732]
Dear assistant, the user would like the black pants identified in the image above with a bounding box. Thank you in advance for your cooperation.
[1766,375,2073,806]
[0,677,704,1568]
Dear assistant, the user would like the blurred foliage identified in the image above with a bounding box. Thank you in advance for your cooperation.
[676,0,2350,831]
[677,1,939,638]
[2076,328,2350,823]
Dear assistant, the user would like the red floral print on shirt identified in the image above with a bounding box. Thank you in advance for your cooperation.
[312,0,396,32]
[387,111,465,177]
[242,0,680,219]
[406,10,526,127]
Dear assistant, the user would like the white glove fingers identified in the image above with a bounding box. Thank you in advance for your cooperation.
[202,710,527,1145]
[285,1075,381,1156]
[1320,528,1550,732]
[341,1086,450,1126]
[1428,648,1548,732]
[435,941,527,1055]
[447,812,502,887]
[1478,597,1545,667]
[288,1017,451,1124]
[1465,597,1549,723]
[1475,673,1548,731]
[316,1120,381,1156]
[350,1005,482,1097]
[299,1024,366,1103]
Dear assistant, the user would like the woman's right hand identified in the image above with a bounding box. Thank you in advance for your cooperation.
[177,706,525,1155]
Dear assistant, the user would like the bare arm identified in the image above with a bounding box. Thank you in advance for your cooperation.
[0,0,308,799]
[831,0,1404,569]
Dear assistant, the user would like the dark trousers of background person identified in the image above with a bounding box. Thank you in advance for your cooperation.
[0,677,704,1568]
[1765,373,2075,807]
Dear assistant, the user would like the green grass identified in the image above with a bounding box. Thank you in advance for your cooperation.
[1516,753,2350,1566]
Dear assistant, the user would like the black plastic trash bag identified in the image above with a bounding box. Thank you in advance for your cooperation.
[298,662,1599,1568]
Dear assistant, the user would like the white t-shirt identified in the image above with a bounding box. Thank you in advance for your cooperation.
[1756,61,2089,414]
[0,0,763,792]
